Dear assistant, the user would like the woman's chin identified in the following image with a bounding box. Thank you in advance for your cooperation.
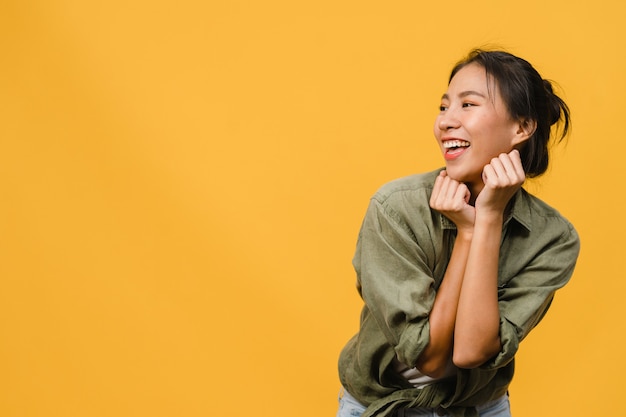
[443,168,466,182]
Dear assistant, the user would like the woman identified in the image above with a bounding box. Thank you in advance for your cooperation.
[337,49,580,417]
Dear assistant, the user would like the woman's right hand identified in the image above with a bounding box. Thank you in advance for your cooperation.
[429,170,475,234]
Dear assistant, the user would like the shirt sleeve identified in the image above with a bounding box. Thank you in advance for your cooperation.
[483,219,580,369]
[354,196,439,369]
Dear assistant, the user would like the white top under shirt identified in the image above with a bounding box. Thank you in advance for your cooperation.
[392,356,457,388]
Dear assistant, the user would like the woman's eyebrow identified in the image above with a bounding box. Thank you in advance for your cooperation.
[459,90,487,98]
[441,90,487,100]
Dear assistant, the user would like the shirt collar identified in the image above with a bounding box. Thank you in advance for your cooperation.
[506,188,532,232]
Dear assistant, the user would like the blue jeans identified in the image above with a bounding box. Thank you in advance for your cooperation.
[336,388,368,417]
[336,388,511,417]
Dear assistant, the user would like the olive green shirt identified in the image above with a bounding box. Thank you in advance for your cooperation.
[338,169,580,417]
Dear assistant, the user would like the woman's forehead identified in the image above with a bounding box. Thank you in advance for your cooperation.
[447,63,501,102]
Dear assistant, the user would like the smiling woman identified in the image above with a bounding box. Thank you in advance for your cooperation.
[336,49,579,417]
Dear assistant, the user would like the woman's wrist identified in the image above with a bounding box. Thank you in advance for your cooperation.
[456,227,474,241]
[474,209,504,227]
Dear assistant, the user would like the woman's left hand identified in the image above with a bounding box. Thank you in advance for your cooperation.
[475,149,526,215]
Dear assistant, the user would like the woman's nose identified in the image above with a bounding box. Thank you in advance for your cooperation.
[437,109,461,131]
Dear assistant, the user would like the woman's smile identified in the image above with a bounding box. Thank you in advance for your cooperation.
[442,139,470,160]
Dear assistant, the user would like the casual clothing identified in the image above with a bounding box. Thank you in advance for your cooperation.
[392,357,456,388]
[338,169,580,417]
[337,389,511,417]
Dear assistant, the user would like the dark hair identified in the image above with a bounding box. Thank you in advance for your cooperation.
[450,49,570,178]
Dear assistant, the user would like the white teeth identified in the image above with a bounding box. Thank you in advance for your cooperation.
[443,140,470,149]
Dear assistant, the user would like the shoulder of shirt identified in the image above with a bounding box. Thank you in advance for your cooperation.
[371,169,442,204]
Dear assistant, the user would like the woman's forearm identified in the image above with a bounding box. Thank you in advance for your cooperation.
[453,212,503,368]
[415,230,472,377]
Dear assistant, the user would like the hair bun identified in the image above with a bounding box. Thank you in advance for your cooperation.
[543,79,563,126]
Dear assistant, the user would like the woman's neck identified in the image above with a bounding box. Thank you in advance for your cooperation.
[467,182,484,206]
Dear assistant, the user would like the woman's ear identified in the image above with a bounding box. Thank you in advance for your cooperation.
[512,118,537,146]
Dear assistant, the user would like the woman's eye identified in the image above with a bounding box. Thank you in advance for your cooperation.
[462,102,475,108]
[439,105,448,111]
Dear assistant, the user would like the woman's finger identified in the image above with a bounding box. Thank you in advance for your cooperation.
[497,153,519,184]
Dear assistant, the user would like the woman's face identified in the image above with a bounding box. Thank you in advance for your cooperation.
[433,63,527,189]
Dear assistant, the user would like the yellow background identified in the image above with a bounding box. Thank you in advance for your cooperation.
[0,1,623,416]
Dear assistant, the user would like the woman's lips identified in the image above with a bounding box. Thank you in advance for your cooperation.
[441,138,470,161]
[444,146,469,160]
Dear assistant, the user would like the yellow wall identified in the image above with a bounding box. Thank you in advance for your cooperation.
[0,1,623,416]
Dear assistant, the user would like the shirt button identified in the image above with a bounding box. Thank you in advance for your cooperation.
[435,406,447,416]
